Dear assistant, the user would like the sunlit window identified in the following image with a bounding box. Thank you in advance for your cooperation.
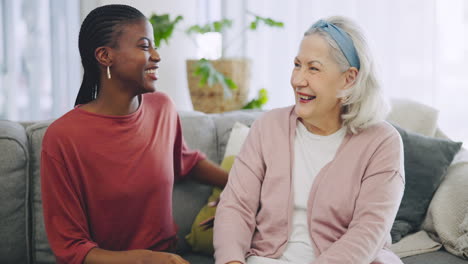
[196,32,222,60]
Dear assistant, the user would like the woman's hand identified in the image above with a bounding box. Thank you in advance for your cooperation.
[198,196,220,230]
[198,216,215,230]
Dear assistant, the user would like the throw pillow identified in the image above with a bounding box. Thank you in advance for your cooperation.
[222,122,251,159]
[391,124,462,243]
[185,155,235,255]
[387,98,439,137]
[185,122,250,255]
[421,149,468,258]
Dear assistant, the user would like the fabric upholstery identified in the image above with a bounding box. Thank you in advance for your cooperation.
[174,112,218,254]
[173,180,213,254]
[388,98,439,137]
[391,125,462,242]
[26,121,55,263]
[212,110,263,164]
[0,121,29,264]
[185,157,234,255]
[180,111,218,163]
[184,121,250,255]
[422,149,468,258]
[401,249,468,264]
[390,230,441,258]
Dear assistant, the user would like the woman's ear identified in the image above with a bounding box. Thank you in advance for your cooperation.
[95,46,113,67]
[344,67,358,89]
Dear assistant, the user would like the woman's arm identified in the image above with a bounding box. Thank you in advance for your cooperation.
[213,120,266,264]
[41,150,98,263]
[314,131,405,264]
[189,158,229,188]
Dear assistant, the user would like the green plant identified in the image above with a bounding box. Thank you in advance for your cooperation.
[149,11,283,110]
[186,19,232,34]
[149,13,183,47]
[186,12,283,106]
[193,59,237,93]
[242,88,268,110]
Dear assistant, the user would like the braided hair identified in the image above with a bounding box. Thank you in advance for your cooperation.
[75,4,146,106]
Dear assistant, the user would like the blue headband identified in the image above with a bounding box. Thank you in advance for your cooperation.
[309,20,360,70]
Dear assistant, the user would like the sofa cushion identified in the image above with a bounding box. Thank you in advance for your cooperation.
[391,125,462,243]
[173,180,213,254]
[175,112,218,254]
[0,121,29,264]
[212,110,264,164]
[26,120,56,263]
[185,122,251,254]
[422,149,468,258]
[388,98,439,137]
[390,230,442,258]
[185,156,235,255]
[180,111,218,163]
[401,249,468,264]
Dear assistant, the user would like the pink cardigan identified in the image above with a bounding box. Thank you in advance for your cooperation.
[213,106,405,264]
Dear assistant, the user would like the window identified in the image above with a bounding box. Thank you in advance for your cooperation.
[0,0,80,121]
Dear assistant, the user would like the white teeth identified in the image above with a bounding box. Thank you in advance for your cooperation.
[145,69,157,74]
[299,95,315,100]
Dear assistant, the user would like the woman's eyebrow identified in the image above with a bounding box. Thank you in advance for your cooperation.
[138,37,152,42]
[294,57,323,66]
[307,60,323,66]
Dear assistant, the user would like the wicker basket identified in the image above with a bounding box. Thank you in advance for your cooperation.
[186,59,250,113]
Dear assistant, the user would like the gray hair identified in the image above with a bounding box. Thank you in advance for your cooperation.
[305,16,390,134]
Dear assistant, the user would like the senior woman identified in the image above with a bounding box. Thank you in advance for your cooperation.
[213,16,405,264]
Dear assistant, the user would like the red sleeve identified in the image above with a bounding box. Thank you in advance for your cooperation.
[173,115,206,181]
[41,150,97,264]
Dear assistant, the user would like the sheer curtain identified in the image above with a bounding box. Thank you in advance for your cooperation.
[0,0,80,121]
[242,0,468,145]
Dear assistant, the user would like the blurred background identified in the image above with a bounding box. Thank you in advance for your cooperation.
[0,0,467,145]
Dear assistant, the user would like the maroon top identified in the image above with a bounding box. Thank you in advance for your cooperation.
[41,92,205,264]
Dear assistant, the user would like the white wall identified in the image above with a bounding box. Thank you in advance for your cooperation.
[244,0,468,146]
[80,0,197,111]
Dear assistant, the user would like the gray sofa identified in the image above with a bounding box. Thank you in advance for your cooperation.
[0,108,466,264]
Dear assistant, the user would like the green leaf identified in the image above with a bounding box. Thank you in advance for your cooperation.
[250,21,257,30]
[186,19,233,34]
[248,14,284,31]
[242,88,269,109]
[149,13,183,47]
[224,78,237,90]
[191,59,238,97]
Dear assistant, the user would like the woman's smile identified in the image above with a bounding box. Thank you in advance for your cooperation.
[144,65,159,80]
[297,91,316,104]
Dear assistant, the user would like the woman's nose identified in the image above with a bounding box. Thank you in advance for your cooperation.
[150,48,161,62]
[292,71,307,87]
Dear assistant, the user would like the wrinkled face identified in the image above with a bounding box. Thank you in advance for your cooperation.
[110,19,160,94]
[291,34,347,123]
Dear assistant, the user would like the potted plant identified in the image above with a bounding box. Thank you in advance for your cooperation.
[185,12,283,113]
[149,12,283,112]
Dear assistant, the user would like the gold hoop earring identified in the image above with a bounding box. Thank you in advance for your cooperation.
[107,66,111,79]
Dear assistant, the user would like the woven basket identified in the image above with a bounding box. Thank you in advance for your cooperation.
[186,59,250,113]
